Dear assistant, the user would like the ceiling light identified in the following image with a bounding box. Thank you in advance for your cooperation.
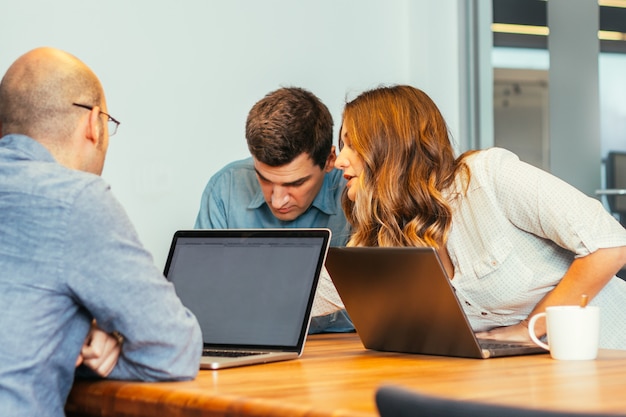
[492,23,549,36]
[493,23,626,41]
[599,0,626,8]
[599,30,626,40]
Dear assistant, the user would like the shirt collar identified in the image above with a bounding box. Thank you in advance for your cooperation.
[1,134,57,163]
[247,170,341,216]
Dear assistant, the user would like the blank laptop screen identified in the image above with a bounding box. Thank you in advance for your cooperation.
[165,234,324,348]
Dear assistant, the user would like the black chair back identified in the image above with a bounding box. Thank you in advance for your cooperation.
[375,385,625,417]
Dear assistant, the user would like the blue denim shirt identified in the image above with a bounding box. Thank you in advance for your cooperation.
[0,135,202,417]
[194,158,354,333]
[194,158,351,247]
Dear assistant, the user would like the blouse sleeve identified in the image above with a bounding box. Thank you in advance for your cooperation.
[477,148,626,257]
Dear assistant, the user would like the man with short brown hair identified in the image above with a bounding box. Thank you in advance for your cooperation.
[194,87,353,333]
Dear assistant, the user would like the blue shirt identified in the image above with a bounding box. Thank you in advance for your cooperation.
[194,158,351,247]
[0,135,203,417]
[194,158,354,334]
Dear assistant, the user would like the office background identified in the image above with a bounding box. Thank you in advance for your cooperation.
[1,1,471,266]
[1,1,625,267]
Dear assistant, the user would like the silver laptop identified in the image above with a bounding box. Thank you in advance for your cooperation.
[164,228,331,369]
[325,247,545,359]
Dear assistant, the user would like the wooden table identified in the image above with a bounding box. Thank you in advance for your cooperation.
[66,333,626,417]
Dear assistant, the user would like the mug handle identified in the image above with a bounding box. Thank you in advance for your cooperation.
[528,312,550,350]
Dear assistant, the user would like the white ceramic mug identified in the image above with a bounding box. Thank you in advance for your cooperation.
[527,305,600,360]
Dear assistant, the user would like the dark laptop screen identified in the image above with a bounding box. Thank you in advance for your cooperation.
[164,230,327,349]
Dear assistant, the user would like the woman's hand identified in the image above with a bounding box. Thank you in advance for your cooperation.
[475,320,534,344]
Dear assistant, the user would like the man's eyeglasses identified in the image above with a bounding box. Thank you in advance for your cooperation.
[72,103,121,136]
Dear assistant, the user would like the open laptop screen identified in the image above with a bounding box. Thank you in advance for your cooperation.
[164,229,328,349]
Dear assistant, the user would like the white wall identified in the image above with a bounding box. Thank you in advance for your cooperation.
[0,0,464,267]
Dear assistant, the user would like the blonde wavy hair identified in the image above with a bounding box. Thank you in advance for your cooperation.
[341,85,472,248]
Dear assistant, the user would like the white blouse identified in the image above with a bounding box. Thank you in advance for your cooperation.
[446,148,626,349]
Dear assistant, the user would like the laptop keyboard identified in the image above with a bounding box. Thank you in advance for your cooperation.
[479,340,534,349]
[203,349,266,358]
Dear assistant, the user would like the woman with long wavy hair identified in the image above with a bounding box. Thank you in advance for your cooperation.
[335,84,626,349]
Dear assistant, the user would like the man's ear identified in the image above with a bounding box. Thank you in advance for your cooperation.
[84,106,102,146]
[324,145,337,172]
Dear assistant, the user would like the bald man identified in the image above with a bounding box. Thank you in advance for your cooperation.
[0,48,202,417]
